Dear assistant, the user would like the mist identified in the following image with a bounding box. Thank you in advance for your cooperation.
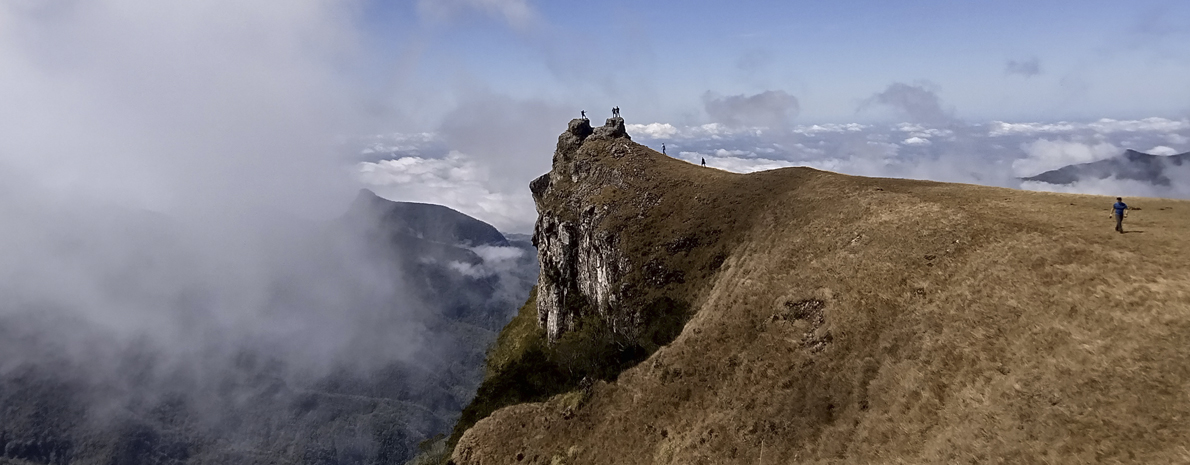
[0,3,546,462]
[4,1,1190,462]
[2,0,395,369]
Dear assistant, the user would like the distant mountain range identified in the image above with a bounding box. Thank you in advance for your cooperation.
[0,190,536,465]
[346,189,536,327]
[1022,149,1190,186]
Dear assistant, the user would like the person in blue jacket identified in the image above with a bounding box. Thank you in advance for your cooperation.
[1112,197,1129,233]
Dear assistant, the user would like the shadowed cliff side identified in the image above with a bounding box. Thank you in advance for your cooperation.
[0,192,538,465]
[531,116,733,344]
[448,116,1190,464]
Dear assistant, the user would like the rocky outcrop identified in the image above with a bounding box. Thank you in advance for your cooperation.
[591,116,629,140]
[531,117,634,342]
[533,207,629,341]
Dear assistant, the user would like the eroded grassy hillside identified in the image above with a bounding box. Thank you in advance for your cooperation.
[452,134,1190,464]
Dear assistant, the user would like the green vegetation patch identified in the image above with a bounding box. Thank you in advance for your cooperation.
[442,287,691,461]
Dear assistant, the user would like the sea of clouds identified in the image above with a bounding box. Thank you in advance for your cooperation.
[356,116,1190,233]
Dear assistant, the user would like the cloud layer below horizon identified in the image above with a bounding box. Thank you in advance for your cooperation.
[358,116,1190,232]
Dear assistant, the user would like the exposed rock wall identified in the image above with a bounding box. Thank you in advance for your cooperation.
[531,117,632,342]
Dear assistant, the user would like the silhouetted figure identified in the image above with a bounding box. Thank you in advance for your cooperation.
[581,110,586,120]
[701,157,706,167]
[612,106,620,118]
[1112,197,1129,233]
[662,143,666,155]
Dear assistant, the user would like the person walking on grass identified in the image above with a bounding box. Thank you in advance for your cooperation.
[1112,197,1129,233]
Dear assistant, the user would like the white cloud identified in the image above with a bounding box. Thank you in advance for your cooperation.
[1147,145,1179,155]
[859,82,952,124]
[988,118,1190,137]
[674,151,796,173]
[988,121,1079,136]
[357,151,536,232]
[357,132,438,156]
[417,0,538,30]
[447,260,494,278]
[628,122,769,142]
[463,245,527,277]
[703,89,799,129]
[1088,117,1190,134]
[470,245,525,263]
[627,122,678,139]
[909,128,953,138]
[794,123,867,135]
[0,0,367,216]
[715,148,753,157]
[332,116,1182,231]
[623,118,1190,206]
[702,123,760,138]
[1021,177,1168,199]
[1013,139,1120,177]
[865,140,902,155]
[895,123,926,132]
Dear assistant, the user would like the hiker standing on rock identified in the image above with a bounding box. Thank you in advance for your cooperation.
[581,110,586,120]
[1112,197,1129,233]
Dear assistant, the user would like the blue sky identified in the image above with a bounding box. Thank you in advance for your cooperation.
[355,0,1190,125]
[2,0,1190,232]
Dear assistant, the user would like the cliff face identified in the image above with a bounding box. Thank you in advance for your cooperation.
[452,116,1190,464]
[531,117,632,342]
[530,116,728,344]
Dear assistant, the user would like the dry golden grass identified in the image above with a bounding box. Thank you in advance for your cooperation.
[453,139,1190,464]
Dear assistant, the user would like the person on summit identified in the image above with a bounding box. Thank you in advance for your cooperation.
[1111,197,1129,233]
[581,110,586,120]
[701,157,706,167]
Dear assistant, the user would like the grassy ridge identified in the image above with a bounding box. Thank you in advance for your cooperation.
[448,132,1190,463]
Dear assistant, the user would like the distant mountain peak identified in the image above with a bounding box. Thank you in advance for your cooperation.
[346,189,509,247]
[1022,148,1189,186]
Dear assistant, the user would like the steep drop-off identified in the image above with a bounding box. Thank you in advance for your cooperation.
[451,117,1190,464]
[0,192,537,465]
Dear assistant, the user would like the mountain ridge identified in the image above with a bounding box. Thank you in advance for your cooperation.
[0,193,536,465]
[448,117,1190,464]
[1022,148,1190,186]
[348,188,511,248]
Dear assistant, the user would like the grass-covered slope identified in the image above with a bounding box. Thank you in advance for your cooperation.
[451,133,1190,464]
